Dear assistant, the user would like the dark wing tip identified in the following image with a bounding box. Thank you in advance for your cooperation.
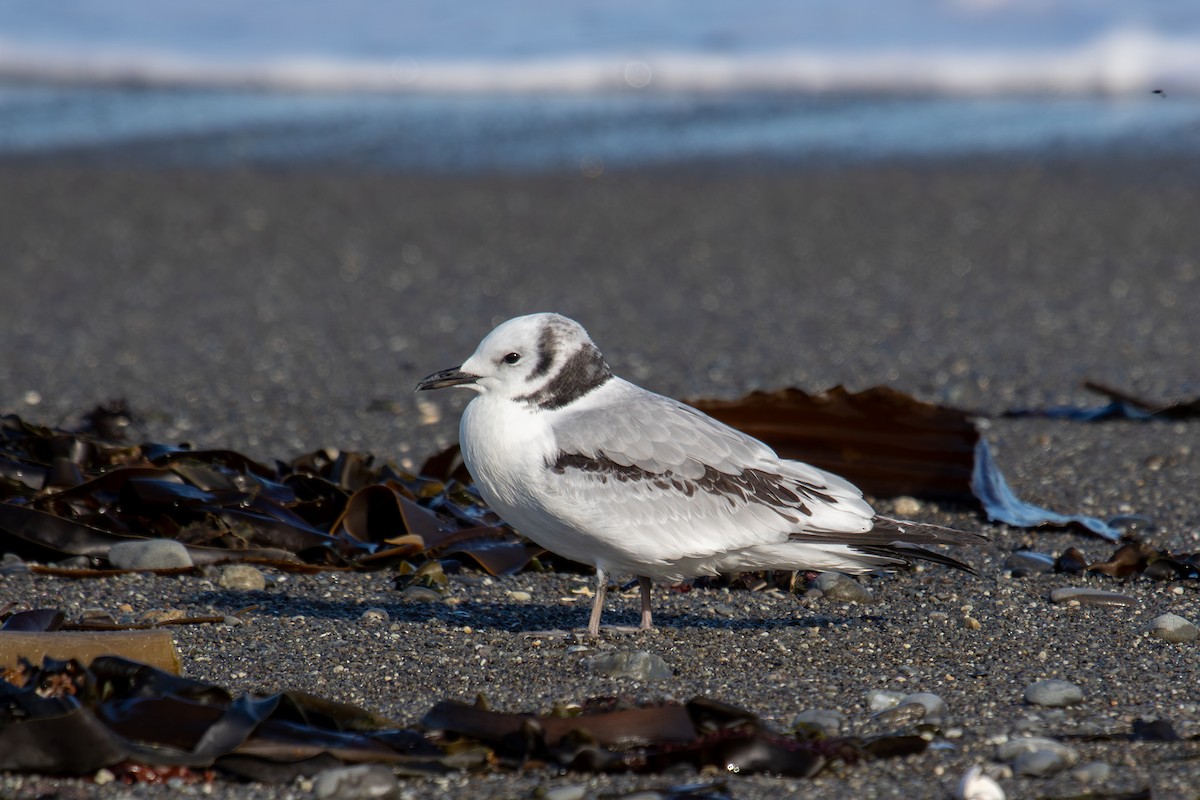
[863,516,986,575]
[855,542,981,576]
[788,516,986,575]
[870,515,989,547]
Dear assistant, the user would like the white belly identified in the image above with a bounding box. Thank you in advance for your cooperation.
[459,396,644,571]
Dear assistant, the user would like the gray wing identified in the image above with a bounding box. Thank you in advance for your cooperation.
[539,379,877,565]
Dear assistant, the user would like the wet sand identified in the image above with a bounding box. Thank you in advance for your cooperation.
[1,158,1199,798]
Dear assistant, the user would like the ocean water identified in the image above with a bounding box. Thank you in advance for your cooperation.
[1,1,1199,171]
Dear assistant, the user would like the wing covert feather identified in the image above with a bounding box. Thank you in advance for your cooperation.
[539,379,876,565]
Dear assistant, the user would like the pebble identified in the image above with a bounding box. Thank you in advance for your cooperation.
[713,603,738,617]
[399,586,442,603]
[792,708,846,737]
[957,765,1005,800]
[0,553,28,575]
[873,702,928,727]
[1054,548,1089,574]
[582,650,672,681]
[1004,550,1055,576]
[996,737,1078,776]
[507,590,532,602]
[893,496,923,516]
[108,539,193,570]
[219,564,266,591]
[1048,587,1136,608]
[813,571,874,604]
[865,689,906,713]
[312,763,401,800]
[1149,613,1199,642]
[360,607,390,624]
[1070,761,1113,783]
[1024,679,1084,707]
[899,692,948,724]
[540,786,587,800]
[1013,748,1074,777]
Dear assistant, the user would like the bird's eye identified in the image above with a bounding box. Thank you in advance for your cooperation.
[503,352,521,365]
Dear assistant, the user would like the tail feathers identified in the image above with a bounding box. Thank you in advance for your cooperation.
[788,515,987,575]
[854,542,979,575]
[869,515,988,548]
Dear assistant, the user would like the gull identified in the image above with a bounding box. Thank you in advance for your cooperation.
[417,313,983,634]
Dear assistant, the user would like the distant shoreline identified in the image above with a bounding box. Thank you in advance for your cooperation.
[3,87,1198,174]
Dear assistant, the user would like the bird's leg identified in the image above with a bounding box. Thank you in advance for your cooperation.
[638,576,653,630]
[587,567,608,636]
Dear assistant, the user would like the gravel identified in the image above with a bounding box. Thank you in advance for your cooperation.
[1,157,1198,798]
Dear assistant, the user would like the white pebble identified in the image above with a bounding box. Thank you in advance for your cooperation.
[1023,679,1084,707]
[957,765,1005,800]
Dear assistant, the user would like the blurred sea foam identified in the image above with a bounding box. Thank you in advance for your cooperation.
[2,1,1198,170]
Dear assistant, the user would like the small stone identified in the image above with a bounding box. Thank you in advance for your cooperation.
[957,765,1005,800]
[964,616,982,630]
[1024,679,1084,707]
[360,607,390,624]
[1048,587,1136,608]
[1070,761,1112,783]
[541,785,587,800]
[583,650,672,681]
[713,603,738,617]
[400,586,442,603]
[507,590,532,602]
[108,539,193,570]
[899,692,947,724]
[313,763,401,800]
[996,736,1078,768]
[0,553,27,575]
[1149,613,1199,643]
[893,496,923,516]
[792,708,846,737]
[873,702,928,727]
[1013,748,1074,777]
[219,564,266,591]
[1054,548,1089,574]
[93,768,116,785]
[813,572,874,604]
[1004,550,1055,576]
[865,689,906,713]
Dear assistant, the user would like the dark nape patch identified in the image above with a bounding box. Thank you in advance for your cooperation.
[550,451,835,522]
[518,343,612,410]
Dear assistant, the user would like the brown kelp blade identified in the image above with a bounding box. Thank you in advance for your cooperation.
[691,386,978,503]
[691,385,1121,539]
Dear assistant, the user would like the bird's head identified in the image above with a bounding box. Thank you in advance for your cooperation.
[416,313,612,409]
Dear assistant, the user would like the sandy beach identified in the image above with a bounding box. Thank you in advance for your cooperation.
[2,157,1199,798]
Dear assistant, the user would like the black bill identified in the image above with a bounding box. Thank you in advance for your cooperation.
[416,367,479,391]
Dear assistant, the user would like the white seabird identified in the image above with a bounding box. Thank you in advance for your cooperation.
[418,312,983,634]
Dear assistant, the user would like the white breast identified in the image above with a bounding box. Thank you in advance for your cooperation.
[459,394,648,571]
